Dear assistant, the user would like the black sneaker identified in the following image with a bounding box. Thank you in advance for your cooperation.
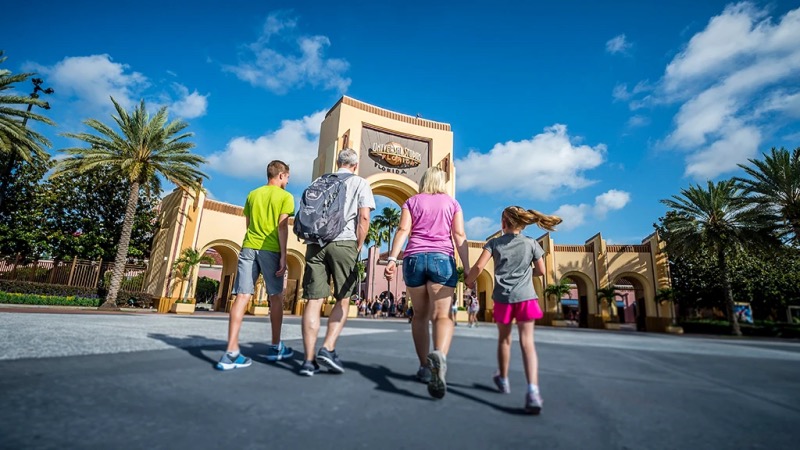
[317,347,345,374]
[298,360,320,377]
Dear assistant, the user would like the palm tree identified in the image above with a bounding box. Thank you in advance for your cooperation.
[364,221,389,298]
[736,147,800,245]
[0,51,55,209]
[596,286,620,320]
[172,248,215,302]
[544,279,572,319]
[374,206,400,252]
[53,98,207,309]
[661,180,780,335]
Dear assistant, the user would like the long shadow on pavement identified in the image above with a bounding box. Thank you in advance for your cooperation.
[345,361,435,402]
[447,382,530,415]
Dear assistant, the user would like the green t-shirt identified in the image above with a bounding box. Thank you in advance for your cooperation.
[241,185,295,252]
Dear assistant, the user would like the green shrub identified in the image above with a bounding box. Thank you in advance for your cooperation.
[0,280,153,308]
[680,319,800,338]
[0,292,99,307]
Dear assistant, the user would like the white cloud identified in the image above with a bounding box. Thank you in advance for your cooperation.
[618,3,800,179]
[224,12,350,94]
[606,34,632,55]
[554,189,631,230]
[206,110,326,186]
[465,216,500,240]
[25,54,148,113]
[456,124,606,199]
[553,204,591,231]
[169,83,208,119]
[626,115,650,128]
[594,189,631,218]
[24,54,209,121]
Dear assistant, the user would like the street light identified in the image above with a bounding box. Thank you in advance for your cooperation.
[21,78,54,127]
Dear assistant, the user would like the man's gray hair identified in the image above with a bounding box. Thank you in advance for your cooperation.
[337,148,359,167]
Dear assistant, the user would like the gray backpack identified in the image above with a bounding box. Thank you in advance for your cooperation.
[293,172,354,245]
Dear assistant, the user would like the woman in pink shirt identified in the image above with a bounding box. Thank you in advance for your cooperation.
[384,167,470,399]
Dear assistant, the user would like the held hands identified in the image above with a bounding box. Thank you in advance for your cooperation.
[384,261,396,281]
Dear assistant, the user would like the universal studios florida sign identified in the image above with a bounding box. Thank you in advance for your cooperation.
[360,127,429,179]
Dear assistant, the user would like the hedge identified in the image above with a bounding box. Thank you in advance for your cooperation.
[0,280,153,308]
[0,292,99,307]
[680,319,800,339]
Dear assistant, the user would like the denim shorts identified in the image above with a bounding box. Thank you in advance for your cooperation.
[402,252,458,288]
[233,248,284,296]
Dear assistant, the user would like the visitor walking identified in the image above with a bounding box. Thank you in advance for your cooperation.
[465,206,561,414]
[216,160,295,370]
[297,148,375,376]
[384,166,470,399]
[467,290,480,328]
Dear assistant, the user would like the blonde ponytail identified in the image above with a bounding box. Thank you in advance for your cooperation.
[502,206,563,232]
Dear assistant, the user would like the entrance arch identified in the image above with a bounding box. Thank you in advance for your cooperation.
[285,249,304,313]
[477,269,494,322]
[368,175,419,205]
[612,272,654,331]
[198,239,240,311]
[561,271,594,328]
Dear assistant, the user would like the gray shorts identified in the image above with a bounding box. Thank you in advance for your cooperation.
[233,248,284,296]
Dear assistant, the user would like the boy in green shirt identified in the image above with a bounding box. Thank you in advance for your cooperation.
[216,160,295,370]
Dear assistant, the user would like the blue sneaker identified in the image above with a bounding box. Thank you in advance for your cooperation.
[265,342,294,362]
[216,352,252,371]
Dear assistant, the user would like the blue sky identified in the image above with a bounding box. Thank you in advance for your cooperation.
[4,0,800,248]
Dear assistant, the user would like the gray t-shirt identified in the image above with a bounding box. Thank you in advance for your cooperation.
[332,168,376,242]
[484,233,545,304]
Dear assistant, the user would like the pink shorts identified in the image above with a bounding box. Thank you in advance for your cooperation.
[493,299,543,324]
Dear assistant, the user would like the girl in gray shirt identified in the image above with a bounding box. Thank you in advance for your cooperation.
[465,206,561,415]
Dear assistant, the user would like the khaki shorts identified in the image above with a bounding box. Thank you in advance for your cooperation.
[302,241,359,300]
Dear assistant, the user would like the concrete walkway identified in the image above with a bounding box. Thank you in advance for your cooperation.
[1,311,798,449]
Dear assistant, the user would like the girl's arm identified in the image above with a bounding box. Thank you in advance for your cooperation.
[384,207,412,280]
[451,210,471,277]
[532,256,545,277]
[465,249,491,287]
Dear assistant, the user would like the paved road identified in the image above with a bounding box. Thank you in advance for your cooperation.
[1,310,799,450]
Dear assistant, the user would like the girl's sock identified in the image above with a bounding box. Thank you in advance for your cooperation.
[226,350,240,358]
[528,384,539,394]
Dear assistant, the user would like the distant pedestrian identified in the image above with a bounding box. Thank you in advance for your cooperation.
[384,166,470,399]
[466,206,562,415]
[216,160,294,371]
[467,291,480,328]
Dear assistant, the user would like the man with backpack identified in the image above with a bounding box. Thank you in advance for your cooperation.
[295,148,375,376]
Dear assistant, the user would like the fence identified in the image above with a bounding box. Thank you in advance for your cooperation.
[0,256,149,292]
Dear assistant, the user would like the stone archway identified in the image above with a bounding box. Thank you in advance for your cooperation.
[285,249,304,314]
[198,239,241,311]
[477,270,494,322]
[561,272,594,328]
[613,272,654,331]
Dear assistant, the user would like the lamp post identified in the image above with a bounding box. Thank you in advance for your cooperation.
[0,78,53,210]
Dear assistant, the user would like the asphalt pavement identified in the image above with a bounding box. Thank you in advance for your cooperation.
[1,309,799,450]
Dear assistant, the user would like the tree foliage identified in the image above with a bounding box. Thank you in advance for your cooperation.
[52,98,207,309]
[660,180,783,334]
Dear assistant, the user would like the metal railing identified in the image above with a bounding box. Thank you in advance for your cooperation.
[0,256,148,292]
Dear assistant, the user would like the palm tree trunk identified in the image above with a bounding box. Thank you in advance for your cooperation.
[100,181,140,309]
[184,274,193,302]
[717,247,741,336]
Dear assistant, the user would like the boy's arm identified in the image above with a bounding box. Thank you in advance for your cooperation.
[276,213,289,276]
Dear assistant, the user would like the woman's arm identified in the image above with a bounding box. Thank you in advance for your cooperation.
[451,210,470,277]
[384,207,412,281]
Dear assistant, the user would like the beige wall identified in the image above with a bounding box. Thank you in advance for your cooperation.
[146,95,674,331]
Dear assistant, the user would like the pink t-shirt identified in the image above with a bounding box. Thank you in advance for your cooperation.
[403,193,461,257]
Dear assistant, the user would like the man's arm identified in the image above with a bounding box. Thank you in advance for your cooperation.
[356,207,370,252]
[276,213,289,276]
